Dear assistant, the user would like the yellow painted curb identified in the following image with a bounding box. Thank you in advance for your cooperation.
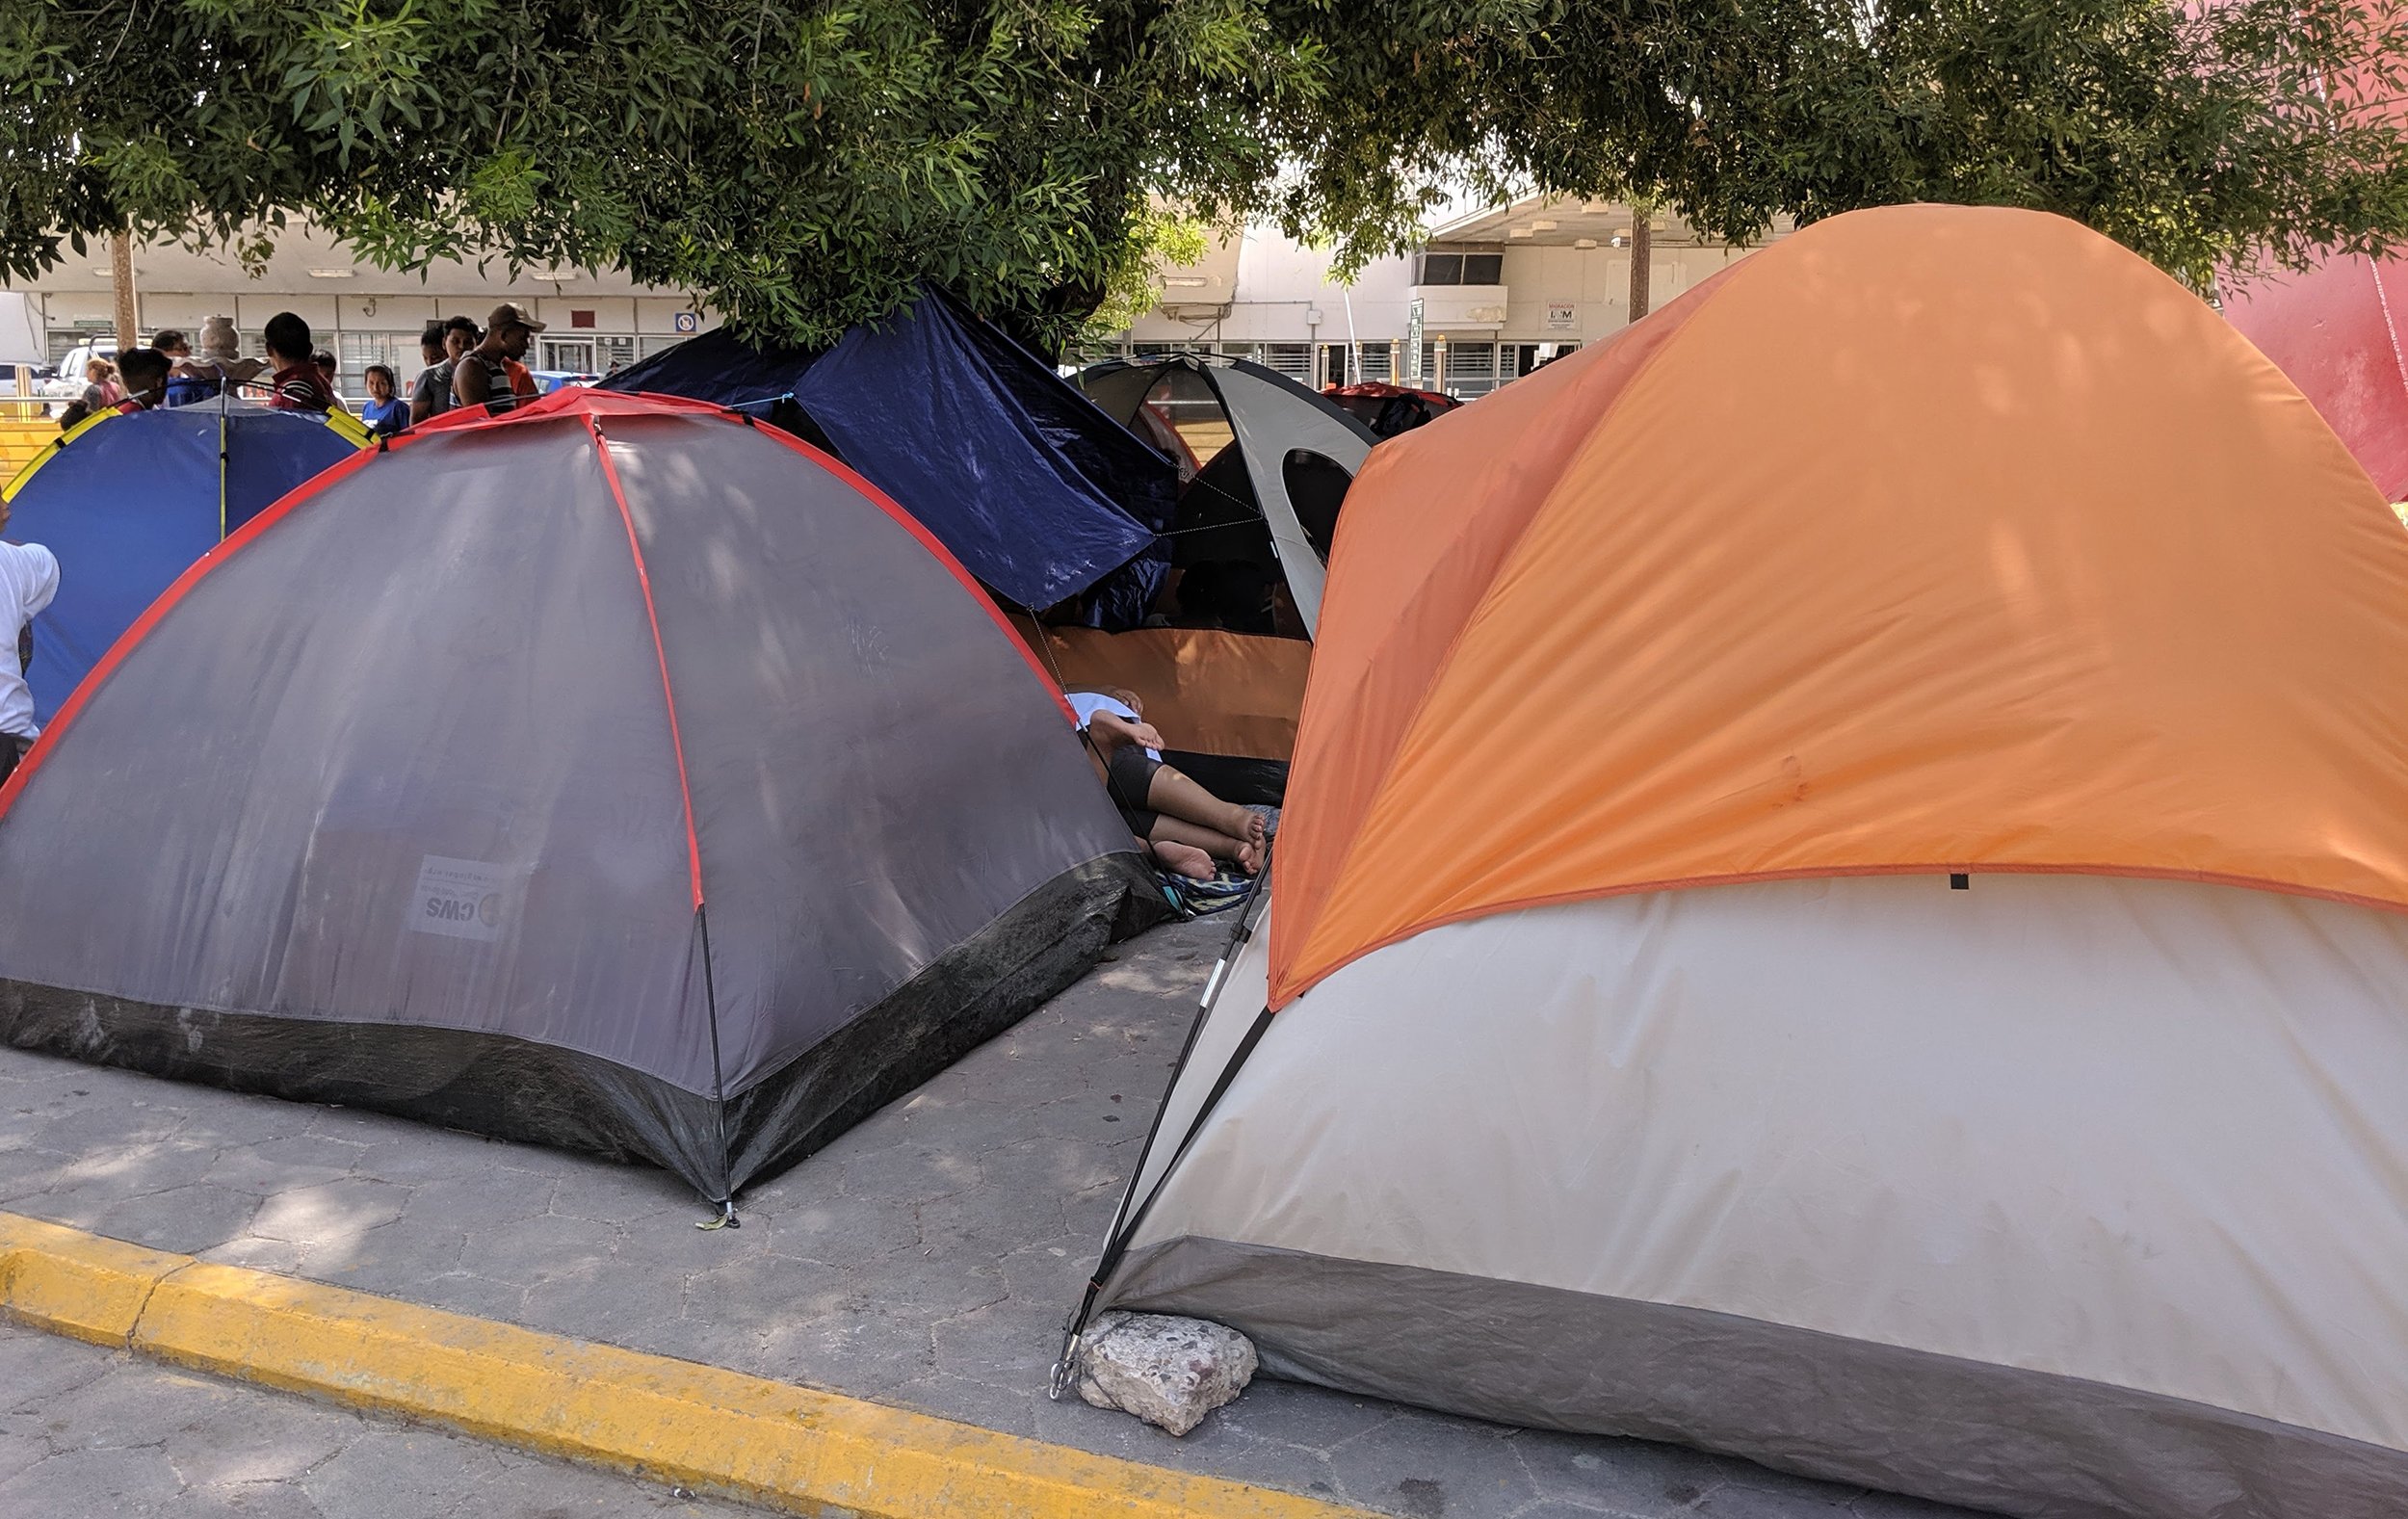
[0,1212,187,1346]
[0,1210,1366,1519]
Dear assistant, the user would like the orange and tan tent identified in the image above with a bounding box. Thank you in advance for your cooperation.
[1072,205,2408,1519]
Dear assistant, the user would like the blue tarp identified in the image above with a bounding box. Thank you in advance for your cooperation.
[4,404,360,722]
[603,292,1175,617]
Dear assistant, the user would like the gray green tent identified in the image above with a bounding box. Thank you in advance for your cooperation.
[0,389,1157,1203]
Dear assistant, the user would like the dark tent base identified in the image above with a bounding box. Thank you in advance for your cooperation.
[0,854,1164,1201]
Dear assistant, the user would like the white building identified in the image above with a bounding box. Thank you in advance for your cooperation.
[5,223,718,394]
[1109,197,1788,399]
[8,196,1785,403]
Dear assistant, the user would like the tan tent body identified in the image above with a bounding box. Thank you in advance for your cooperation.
[1021,623,1311,761]
[1076,206,2408,1519]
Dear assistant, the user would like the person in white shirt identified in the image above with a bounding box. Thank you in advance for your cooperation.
[1067,687,1267,876]
[0,492,60,781]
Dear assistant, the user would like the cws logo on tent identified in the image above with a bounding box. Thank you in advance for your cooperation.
[409,855,516,942]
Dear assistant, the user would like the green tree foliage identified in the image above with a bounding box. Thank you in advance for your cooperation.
[1250,0,2408,294]
[5,0,2407,348]
[0,0,1318,348]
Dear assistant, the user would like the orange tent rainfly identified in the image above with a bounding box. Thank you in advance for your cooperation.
[1071,205,2408,1519]
[1276,202,2408,1004]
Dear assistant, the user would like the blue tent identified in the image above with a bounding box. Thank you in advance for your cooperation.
[603,291,1176,621]
[1,401,366,722]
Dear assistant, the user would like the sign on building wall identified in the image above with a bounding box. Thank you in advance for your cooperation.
[1406,298,1425,382]
[1546,301,1578,331]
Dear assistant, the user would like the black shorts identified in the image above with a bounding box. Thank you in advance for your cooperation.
[1104,746,1164,837]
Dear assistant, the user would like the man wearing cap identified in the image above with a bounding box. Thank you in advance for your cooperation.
[453,301,545,415]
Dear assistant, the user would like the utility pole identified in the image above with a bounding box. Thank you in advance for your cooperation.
[1628,205,1653,324]
[111,229,139,351]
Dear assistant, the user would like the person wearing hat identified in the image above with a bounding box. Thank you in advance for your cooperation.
[453,301,545,414]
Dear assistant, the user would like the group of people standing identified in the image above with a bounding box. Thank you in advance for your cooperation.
[57,312,336,430]
[54,302,548,438]
[9,302,554,775]
[402,302,547,432]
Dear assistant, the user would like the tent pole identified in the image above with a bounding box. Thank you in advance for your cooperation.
[1343,290,1359,386]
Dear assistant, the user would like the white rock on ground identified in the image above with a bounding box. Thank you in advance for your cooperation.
[1073,1311,1258,1436]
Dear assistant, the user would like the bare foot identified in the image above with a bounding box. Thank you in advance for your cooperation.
[1209,799,1268,846]
[1152,839,1216,879]
[1239,806,1269,847]
[1235,837,1266,875]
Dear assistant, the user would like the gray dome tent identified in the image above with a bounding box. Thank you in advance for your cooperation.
[0,389,1157,1204]
[1076,354,1375,637]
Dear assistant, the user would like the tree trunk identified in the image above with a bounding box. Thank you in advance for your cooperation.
[1628,211,1653,324]
[111,230,139,351]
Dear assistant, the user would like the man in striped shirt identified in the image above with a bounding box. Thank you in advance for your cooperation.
[453,302,544,415]
[262,312,336,413]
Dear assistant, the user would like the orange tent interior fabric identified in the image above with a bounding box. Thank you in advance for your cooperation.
[1012,620,1311,760]
[1269,203,2408,1007]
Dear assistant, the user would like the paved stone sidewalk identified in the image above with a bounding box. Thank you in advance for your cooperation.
[0,916,1985,1519]
[0,1322,765,1517]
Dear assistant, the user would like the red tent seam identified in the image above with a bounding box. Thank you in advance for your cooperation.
[743,419,1078,720]
[587,416,707,910]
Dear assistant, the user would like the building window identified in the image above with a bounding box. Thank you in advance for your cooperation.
[539,338,596,375]
[598,335,636,375]
[1414,251,1504,286]
[335,331,406,395]
[1424,339,1503,397]
[1355,344,1394,382]
[1446,341,1501,397]
[1261,343,1313,381]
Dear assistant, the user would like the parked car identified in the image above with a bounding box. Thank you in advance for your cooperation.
[39,342,119,402]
